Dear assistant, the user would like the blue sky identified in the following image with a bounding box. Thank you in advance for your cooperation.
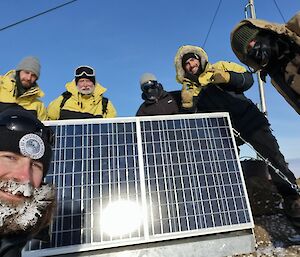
[0,0,299,166]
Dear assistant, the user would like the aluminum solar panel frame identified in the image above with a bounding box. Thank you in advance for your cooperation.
[23,113,255,257]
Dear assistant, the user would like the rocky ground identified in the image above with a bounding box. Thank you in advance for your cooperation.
[228,175,300,257]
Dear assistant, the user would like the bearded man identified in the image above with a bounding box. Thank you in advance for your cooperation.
[47,65,117,120]
[0,56,47,120]
[0,109,55,257]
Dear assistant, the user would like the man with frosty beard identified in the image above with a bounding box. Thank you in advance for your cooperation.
[0,108,55,256]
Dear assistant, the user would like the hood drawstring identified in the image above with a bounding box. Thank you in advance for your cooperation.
[92,94,98,106]
[77,92,82,108]
[13,87,16,97]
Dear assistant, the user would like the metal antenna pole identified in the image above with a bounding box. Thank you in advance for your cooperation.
[244,0,268,116]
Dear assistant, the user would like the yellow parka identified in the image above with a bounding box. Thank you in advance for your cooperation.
[47,80,117,120]
[174,45,269,139]
[0,70,47,121]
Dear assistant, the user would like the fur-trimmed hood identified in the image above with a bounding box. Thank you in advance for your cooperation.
[230,12,300,71]
[174,45,209,83]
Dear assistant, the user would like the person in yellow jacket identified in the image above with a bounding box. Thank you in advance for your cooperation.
[175,44,300,227]
[47,65,117,120]
[0,56,47,121]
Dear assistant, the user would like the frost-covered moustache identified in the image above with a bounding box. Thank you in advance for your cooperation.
[0,180,34,198]
[0,180,55,236]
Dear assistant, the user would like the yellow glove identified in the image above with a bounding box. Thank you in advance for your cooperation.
[206,68,230,84]
[198,71,214,86]
[181,79,194,109]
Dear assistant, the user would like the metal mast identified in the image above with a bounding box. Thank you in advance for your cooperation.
[244,0,267,116]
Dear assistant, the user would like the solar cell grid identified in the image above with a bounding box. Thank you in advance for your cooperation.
[141,116,250,236]
[24,114,253,257]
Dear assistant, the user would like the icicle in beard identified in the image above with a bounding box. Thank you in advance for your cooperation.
[0,180,56,236]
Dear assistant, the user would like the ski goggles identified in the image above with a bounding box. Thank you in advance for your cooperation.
[141,80,158,91]
[74,65,95,77]
[0,113,55,146]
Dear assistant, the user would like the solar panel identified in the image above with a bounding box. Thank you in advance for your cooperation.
[23,113,254,257]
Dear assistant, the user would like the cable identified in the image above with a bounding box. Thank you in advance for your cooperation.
[273,0,286,23]
[233,128,300,195]
[0,0,79,32]
[202,0,222,48]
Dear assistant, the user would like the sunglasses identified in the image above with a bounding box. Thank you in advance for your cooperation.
[74,65,95,77]
[0,114,55,146]
[141,81,158,91]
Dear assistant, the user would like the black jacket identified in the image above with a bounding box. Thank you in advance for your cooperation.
[136,91,182,116]
[0,235,30,257]
[196,84,269,139]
